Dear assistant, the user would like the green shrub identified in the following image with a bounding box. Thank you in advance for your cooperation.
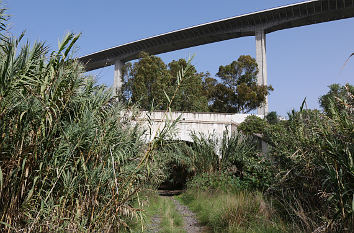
[186,172,245,192]
[238,115,268,136]
[265,111,279,124]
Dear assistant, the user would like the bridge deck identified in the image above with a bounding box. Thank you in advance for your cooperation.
[79,0,354,71]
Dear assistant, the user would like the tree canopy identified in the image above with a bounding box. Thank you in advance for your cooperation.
[122,53,273,113]
[207,55,273,113]
[122,52,208,112]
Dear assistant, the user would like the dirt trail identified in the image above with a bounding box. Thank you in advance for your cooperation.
[146,214,161,233]
[171,197,208,233]
[146,194,207,233]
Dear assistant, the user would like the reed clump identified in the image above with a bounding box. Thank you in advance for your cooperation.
[0,10,167,230]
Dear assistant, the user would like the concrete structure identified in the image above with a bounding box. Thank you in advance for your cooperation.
[137,111,257,143]
[79,0,354,115]
[113,60,124,95]
[255,29,268,115]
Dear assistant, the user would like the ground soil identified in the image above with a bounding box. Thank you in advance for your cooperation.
[146,214,161,233]
[171,197,209,233]
[147,191,208,233]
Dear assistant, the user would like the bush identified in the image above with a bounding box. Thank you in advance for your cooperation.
[186,172,246,193]
[264,99,353,231]
[184,130,273,192]
[265,111,279,124]
[238,115,268,135]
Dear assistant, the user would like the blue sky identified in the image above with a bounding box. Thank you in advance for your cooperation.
[5,0,354,116]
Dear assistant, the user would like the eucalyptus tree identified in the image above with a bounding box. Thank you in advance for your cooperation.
[122,52,209,112]
[207,55,273,113]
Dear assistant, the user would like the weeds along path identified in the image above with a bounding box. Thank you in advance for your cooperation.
[145,194,207,233]
[146,214,161,233]
[170,197,208,233]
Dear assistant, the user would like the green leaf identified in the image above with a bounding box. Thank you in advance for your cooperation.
[24,176,39,204]
[164,90,170,103]
[21,157,27,173]
[0,168,3,191]
[0,221,14,230]
[300,97,307,112]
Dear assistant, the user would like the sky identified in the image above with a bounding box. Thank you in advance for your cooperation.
[5,0,354,116]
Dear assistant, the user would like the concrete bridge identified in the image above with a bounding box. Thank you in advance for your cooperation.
[135,111,268,155]
[79,0,354,116]
[137,111,258,142]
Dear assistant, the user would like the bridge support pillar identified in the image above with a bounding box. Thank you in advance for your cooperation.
[113,60,124,96]
[255,29,268,116]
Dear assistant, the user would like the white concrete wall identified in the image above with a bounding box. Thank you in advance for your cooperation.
[136,111,262,142]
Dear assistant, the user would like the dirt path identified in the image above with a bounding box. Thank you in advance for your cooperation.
[146,194,207,233]
[146,214,161,233]
[171,197,208,233]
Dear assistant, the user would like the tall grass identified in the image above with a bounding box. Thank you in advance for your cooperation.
[182,86,353,232]
[0,6,199,229]
[179,189,287,233]
[263,93,353,232]
[159,198,185,233]
[180,130,272,191]
[0,8,178,230]
[0,31,155,231]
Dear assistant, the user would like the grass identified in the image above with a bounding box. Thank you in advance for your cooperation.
[159,197,185,233]
[128,192,185,233]
[178,189,288,233]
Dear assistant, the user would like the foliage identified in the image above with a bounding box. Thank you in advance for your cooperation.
[122,52,209,112]
[123,53,273,114]
[319,83,353,117]
[238,115,268,135]
[184,83,353,232]
[265,111,279,124]
[186,172,245,193]
[179,190,287,233]
[128,192,185,233]
[152,140,195,190]
[207,55,273,113]
[166,58,209,112]
[0,9,195,229]
[264,93,354,232]
[0,31,156,231]
[182,131,272,191]
[186,133,221,174]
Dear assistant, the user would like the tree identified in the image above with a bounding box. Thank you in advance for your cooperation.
[265,111,279,124]
[122,52,170,110]
[166,59,209,112]
[207,55,273,113]
[319,83,353,117]
[123,53,273,113]
[238,115,268,135]
[122,52,208,112]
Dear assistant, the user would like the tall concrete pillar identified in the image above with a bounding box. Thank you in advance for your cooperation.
[255,29,268,116]
[113,60,124,96]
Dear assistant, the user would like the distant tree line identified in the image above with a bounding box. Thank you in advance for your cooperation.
[120,52,273,113]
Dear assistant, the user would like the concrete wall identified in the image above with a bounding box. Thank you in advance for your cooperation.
[136,111,262,142]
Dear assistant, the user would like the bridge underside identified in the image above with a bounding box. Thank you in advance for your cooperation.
[78,0,354,115]
[79,0,354,70]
